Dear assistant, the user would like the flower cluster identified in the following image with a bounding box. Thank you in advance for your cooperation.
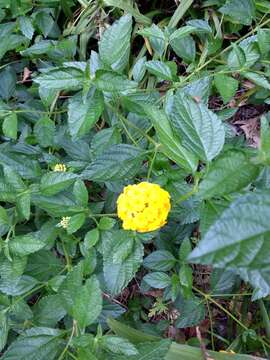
[53,163,67,172]
[117,182,171,233]
[60,216,70,229]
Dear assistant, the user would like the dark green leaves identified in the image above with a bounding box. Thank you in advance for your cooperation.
[189,191,270,299]
[34,67,85,91]
[40,172,77,196]
[219,0,255,25]
[99,14,132,72]
[93,70,137,92]
[68,89,104,139]
[2,327,64,360]
[214,74,239,103]
[170,93,225,162]
[82,144,145,181]
[198,150,259,198]
[59,264,102,328]
[102,230,144,295]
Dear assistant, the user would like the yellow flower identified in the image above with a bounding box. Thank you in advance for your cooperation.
[219,350,235,355]
[53,163,67,172]
[117,182,171,233]
[60,216,70,229]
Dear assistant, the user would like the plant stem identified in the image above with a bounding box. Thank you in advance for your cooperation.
[168,0,194,28]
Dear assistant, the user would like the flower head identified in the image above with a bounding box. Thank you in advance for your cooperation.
[117,182,171,233]
[53,163,67,172]
[60,216,70,229]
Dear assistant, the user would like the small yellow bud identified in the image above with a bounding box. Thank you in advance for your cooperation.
[60,216,70,229]
[117,182,171,233]
[53,163,67,172]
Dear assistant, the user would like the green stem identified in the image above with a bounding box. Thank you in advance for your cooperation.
[58,320,77,360]
[259,299,270,341]
[147,145,159,181]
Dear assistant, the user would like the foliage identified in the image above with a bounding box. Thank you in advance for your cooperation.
[0,0,270,359]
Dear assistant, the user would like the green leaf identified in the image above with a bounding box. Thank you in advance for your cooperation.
[33,295,66,327]
[60,265,102,328]
[73,179,88,207]
[259,115,270,164]
[170,35,196,64]
[139,24,166,57]
[242,71,270,90]
[93,70,137,92]
[18,16,34,39]
[219,0,255,25]
[0,205,9,237]
[214,74,239,103]
[99,336,138,356]
[34,67,85,91]
[0,312,8,352]
[109,340,171,360]
[99,14,132,72]
[175,297,205,328]
[143,272,171,289]
[0,67,16,100]
[3,165,26,192]
[35,10,54,37]
[99,217,116,230]
[40,172,77,196]
[34,117,55,148]
[258,28,270,56]
[179,238,192,263]
[102,230,144,295]
[179,264,193,296]
[170,93,225,162]
[132,56,147,82]
[84,228,100,250]
[9,233,45,256]
[2,327,64,360]
[198,150,260,199]
[189,191,270,299]
[2,112,17,139]
[81,144,144,182]
[16,191,31,220]
[68,89,104,139]
[199,199,230,237]
[145,60,173,81]
[0,152,41,179]
[67,213,86,234]
[227,44,246,70]
[143,250,176,271]
[144,106,198,173]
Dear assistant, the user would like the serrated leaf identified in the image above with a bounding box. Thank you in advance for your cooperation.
[9,233,45,256]
[138,24,166,56]
[99,336,138,356]
[60,264,102,328]
[170,35,196,64]
[143,250,176,271]
[93,70,137,92]
[2,112,17,139]
[40,172,77,196]
[0,312,8,352]
[145,60,172,80]
[81,144,144,182]
[34,295,66,327]
[16,191,31,220]
[34,117,55,148]
[99,14,132,72]
[219,0,255,25]
[143,272,171,289]
[102,230,144,295]
[214,74,239,103]
[73,179,88,207]
[242,71,270,90]
[176,297,205,328]
[198,150,259,199]
[170,93,225,162]
[68,89,104,139]
[34,67,85,91]
[189,191,270,299]
[144,106,198,173]
[132,56,147,82]
[18,16,34,39]
[2,327,64,360]
[67,213,86,234]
